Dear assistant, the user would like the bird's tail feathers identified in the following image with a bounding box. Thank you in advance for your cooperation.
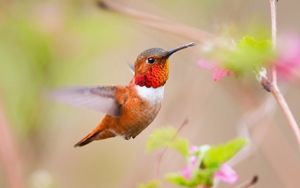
[74,126,115,147]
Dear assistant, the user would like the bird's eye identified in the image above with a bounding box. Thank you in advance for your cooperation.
[147,57,155,64]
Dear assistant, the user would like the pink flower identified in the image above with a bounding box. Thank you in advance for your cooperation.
[214,164,239,184]
[212,68,231,82]
[182,167,192,179]
[181,156,198,180]
[275,34,300,80]
[189,145,199,154]
[197,59,231,81]
[189,156,197,167]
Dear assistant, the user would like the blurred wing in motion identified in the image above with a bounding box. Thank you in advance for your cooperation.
[128,63,135,74]
[51,86,121,117]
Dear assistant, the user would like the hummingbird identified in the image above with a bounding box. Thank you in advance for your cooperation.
[54,42,195,147]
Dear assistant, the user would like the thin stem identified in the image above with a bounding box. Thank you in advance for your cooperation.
[97,0,221,44]
[235,175,258,188]
[270,0,277,49]
[271,86,300,147]
[156,118,188,176]
[269,0,278,85]
[268,0,300,149]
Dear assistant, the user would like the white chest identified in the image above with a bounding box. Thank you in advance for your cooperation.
[135,86,164,105]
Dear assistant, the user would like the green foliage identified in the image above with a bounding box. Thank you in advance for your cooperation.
[0,17,54,135]
[203,138,246,168]
[219,36,275,75]
[0,4,125,136]
[166,173,197,187]
[168,138,246,187]
[147,127,189,158]
[166,169,215,187]
[147,128,247,188]
[138,180,161,188]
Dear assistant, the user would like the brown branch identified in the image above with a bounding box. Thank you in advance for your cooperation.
[156,118,188,176]
[267,0,300,150]
[97,0,224,45]
[270,86,300,148]
[223,81,300,187]
[97,0,166,23]
[235,176,258,188]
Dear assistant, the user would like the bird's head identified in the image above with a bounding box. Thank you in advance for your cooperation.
[134,42,195,88]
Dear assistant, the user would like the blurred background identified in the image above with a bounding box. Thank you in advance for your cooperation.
[0,0,300,188]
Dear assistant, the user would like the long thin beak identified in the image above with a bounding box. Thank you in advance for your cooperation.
[165,42,196,58]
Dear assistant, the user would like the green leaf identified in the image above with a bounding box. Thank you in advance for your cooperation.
[165,169,215,187]
[203,138,247,168]
[147,127,176,151]
[170,138,189,159]
[138,180,161,188]
[193,169,215,186]
[219,36,275,75]
[166,173,197,187]
[147,127,189,158]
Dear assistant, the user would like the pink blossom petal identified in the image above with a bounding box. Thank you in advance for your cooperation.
[189,156,197,167]
[197,59,231,81]
[212,67,231,81]
[275,34,300,80]
[214,164,239,184]
[189,145,199,154]
[182,167,191,180]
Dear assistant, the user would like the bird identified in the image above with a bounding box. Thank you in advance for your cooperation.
[53,42,195,147]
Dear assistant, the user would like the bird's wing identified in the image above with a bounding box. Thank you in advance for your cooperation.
[128,63,135,75]
[51,86,122,117]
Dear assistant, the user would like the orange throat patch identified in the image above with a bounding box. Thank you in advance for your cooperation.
[134,62,169,88]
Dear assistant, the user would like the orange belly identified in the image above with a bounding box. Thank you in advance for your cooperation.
[100,94,161,139]
[74,84,163,147]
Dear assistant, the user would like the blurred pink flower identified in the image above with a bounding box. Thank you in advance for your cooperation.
[197,59,231,81]
[275,35,300,80]
[182,156,198,180]
[182,167,191,180]
[189,145,199,154]
[189,156,197,166]
[214,164,238,184]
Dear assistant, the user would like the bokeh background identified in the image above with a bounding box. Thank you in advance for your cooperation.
[0,0,300,188]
